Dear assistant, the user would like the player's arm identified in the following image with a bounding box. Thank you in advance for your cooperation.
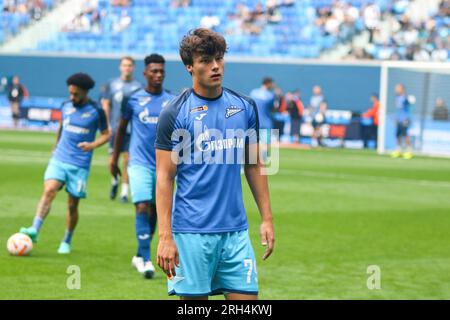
[101,99,111,128]
[155,149,179,278]
[78,128,111,151]
[78,107,111,152]
[53,120,63,151]
[245,139,275,260]
[109,118,128,177]
[100,84,112,128]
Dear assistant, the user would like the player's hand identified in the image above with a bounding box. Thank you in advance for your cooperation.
[77,142,94,152]
[109,159,121,177]
[260,219,275,260]
[157,237,180,278]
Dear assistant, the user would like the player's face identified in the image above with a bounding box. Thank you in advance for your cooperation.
[120,59,135,79]
[188,53,224,89]
[68,85,87,106]
[143,63,165,88]
[395,84,404,95]
[313,86,321,95]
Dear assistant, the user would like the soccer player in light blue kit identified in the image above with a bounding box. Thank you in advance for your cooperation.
[101,56,142,202]
[155,28,275,300]
[110,54,175,278]
[20,73,111,254]
[250,77,276,160]
[391,83,413,159]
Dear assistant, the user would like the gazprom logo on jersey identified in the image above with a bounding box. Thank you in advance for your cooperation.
[195,125,245,152]
[138,108,158,124]
[171,121,258,165]
[63,118,90,134]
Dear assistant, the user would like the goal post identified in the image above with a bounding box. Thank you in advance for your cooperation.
[378,61,450,157]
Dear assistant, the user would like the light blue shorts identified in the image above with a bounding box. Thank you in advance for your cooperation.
[44,158,89,199]
[259,128,272,145]
[128,165,156,204]
[168,230,259,297]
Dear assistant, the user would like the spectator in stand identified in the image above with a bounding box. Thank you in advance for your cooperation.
[248,3,267,33]
[200,12,221,31]
[7,75,29,128]
[266,0,282,24]
[363,1,381,44]
[362,93,380,148]
[171,0,190,8]
[432,97,449,121]
[113,9,131,32]
[431,39,448,62]
[110,0,130,6]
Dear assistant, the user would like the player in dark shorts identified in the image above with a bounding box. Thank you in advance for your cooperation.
[101,56,142,202]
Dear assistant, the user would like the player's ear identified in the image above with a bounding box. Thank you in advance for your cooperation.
[185,64,193,75]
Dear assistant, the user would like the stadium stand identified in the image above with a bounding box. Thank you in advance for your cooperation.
[28,0,370,58]
[0,0,56,43]
[2,0,448,60]
[350,0,449,61]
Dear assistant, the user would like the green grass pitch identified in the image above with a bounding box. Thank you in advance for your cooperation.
[1,130,450,299]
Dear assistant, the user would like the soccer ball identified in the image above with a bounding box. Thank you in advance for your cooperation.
[7,233,33,256]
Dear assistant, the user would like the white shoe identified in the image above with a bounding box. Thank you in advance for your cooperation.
[142,260,156,279]
[131,256,145,273]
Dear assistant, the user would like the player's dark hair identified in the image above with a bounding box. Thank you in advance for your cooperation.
[372,93,379,99]
[179,28,228,66]
[121,56,135,65]
[144,54,165,66]
[263,77,273,85]
[66,73,95,91]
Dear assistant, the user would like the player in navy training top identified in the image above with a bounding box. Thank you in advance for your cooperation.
[110,54,175,279]
[155,28,275,300]
[20,73,111,254]
[101,56,142,202]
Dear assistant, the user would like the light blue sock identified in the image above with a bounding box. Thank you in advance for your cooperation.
[62,230,74,244]
[136,212,151,262]
[32,216,44,232]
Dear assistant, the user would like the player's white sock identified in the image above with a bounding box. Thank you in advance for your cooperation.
[121,183,129,197]
[111,177,119,186]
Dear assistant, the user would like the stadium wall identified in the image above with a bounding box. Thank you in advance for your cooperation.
[0,54,381,112]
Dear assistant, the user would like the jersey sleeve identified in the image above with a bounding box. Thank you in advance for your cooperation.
[97,107,108,132]
[121,95,133,121]
[247,98,260,144]
[103,81,112,101]
[155,96,184,151]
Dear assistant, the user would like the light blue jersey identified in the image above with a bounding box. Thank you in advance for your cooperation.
[395,95,411,123]
[104,77,142,132]
[122,88,175,169]
[156,88,259,233]
[309,94,324,117]
[53,100,108,169]
[249,87,274,130]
